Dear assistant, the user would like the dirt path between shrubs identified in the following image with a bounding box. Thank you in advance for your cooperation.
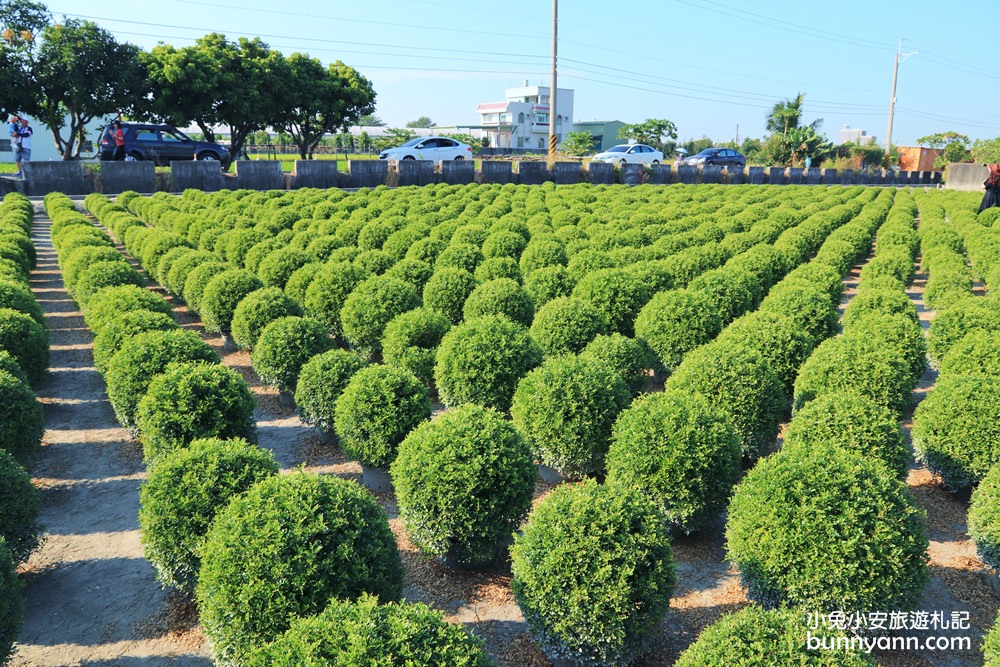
[13,206,996,667]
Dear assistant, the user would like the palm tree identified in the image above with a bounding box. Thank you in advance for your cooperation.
[765,93,822,136]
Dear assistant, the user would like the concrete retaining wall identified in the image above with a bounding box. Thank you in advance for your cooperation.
[233,161,283,191]
[441,160,474,185]
[348,160,388,188]
[945,163,988,191]
[169,161,223,192]
[98,161,155,194]
[23,162,90,196]
[292,161,341,189]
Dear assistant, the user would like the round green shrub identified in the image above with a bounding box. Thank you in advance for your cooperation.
[435,315,542,412]
[674,606,876,667]
[423,267,477,325]
[0,448,41,563]
[0,279,43,325]
[303,262,368,339]
[605,389,741,533]
[519,238,567,274]
[718,310,815,397]
[139,437,278,595]
[985,610,1000,667]
[726,441,928,612]
[0,370,42,465]
[339,276,420,357]
[0,350,25,384]
[511,479,675,666]
[352,248,395,276]
[0,538,22,666]
[939,330,1000,378]
[392,404,535,567]
[251,316,334,392]
[783,390,908,479]
[105,329,219,431]
[579,333,654,395]
[842,287,918,328]
[383,257,433,290]
[462,277,534,327]
[246,593,491,667]
[860,247,914,287]
[760,281,838,343]
[294,349,368,433]
[474,256,521,283]
[572,268,650,336]
[256,247,313,289]
[511,355,629,480]
[913,373,1000,492]
[82,284,172,337]
[926,297,1000,367]
[0,258,24,285]
[181,260,229,314]
[528,296,608,357]
[137,361,257,465]
[405,237,446,265]
[0,308,48,384]
[435,242,483,274]
[200,269,264,335]
[381,307,451,386]
[523,265,575,308]
[64,245,129,293]
[566,249,615,281]
[74,260,145,308]
[847,312,927,383]
[969,462,1000,571]
[230,287,304,351]
[333,364,430,469]
[196,472,404,666]
[634,288,722,373]
[139,232,190,275]
[165,249,218,297]
[283,261,322,306]
[688,266,760,326]
[223,229,268,266]
[92,310,178,374]
[154,245,196,288]
[482,230,527,260]
[792,333,913,415]
[667,341,785,459]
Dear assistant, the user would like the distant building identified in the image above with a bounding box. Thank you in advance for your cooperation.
[572,120,626,152]
[475,83,574,151]
[898,147,942,171]
[838,125,875,145]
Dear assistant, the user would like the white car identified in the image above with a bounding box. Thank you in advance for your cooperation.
[591,143,664,165]
[378,136,473,162]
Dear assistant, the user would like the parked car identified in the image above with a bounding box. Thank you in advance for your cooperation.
[99,122,231,167]
[590,143,664,165]
[683,147,745,168]
[378,136,473,162]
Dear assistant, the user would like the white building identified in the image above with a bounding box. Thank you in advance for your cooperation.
[838,125,876,146]
[476,83,574,150]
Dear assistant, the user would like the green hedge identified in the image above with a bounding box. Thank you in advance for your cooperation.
[139,437,278,594]
[392,404,535,568]
[511,479,675,666]
[251,316,334,392]
[196,472,404,666]
[0,449,41,563]
[727,441,928,612]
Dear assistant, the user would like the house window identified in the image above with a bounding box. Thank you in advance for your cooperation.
[518,112,524,124]
[517,137,524,148]
[538,137,544,149]
[535,113,548,124]
[499,112,509,123]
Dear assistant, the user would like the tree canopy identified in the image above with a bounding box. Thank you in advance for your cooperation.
[618,119,677,151]
[559,131,596,156]
[406,116,435,128]
[916,131,970,149]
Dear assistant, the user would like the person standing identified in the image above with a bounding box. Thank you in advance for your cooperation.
[13,117,31,178]
[111,120,126,160]
[980,163,1000,212]
[7,116,19,169]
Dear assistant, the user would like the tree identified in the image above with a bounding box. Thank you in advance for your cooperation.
[680,137,713,155]
[971,138,1000,165]
[765,92,822,136]
[406,116,435,128]
[373,128,417,152]
[357,113,384,127]
[618,119,677,152]
[0,0,49,50]
[916,131,970,150]
[559,131,596,156]
[32,19,147,159]
[276,53,374,160]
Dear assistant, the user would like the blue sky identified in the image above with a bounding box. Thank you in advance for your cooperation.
[46,0,1000,147]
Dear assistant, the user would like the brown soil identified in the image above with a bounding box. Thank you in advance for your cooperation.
[12,208,994,667]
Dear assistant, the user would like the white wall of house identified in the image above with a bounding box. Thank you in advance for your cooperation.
[2,115,111,163]
[477,84,574,150]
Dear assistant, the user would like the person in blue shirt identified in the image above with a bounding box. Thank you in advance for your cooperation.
[7,115,19,168]
[14,118,31,177]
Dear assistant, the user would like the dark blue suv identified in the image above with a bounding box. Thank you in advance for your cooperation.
[99,122,230,167]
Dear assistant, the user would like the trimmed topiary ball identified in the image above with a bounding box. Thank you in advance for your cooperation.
[82,284,172,337]
[985,610,1000,667]
[392,404,535,568]
[913,373,1000,492]
[0,370,43,465]
[137,361,257,465]
[0,449,41,563]
[634,288,722,373]
[523,265,575,308]
[511,479,675,666]
[423,267,478,325]
[726,441,928,612]
[283,262,322,306]
[435,242,483,274]
[0,538,22,666]
[246,593,492,667]
[529,296,608,357]
[482,230,527,259]
[196,472,404,666]
[166,250,220,297]
[842,287,919,328]
[230,287,304,351]
[474,256,521,283]
[200,269,264,335]
[759,281,838,343]
[783,390,908,479]
[846,312,927,383]
[303,262,368,339]
[579,333,654,395]
[792,333,914,415]
[92,310,177,374]
[62,245,125,295]
[0,350,26,384]
[0,308,48,384]
[334,364,431,469]
[969,462,1000,571]
[511,355,630,480]
[251,316,334,392]
[181,260,229,315]
[435,314,542,412]
[383,257,433,291]
[519,238,567,274]
[717,310,815,397]
[939,330,1000,378]
[688,266,760,326]
[139,437,278,595]
[73,260,145,308]
[340,275,421,357]
[926,297,1000,367]
[105,329,219,432]
[605,389,741,533]
[256,247,313,289]
[294,349,368,434]
[381,307,451,386]
[462,277,534,327]
[674,606,876,667]
[0,280,44,325]
[572,268,650,336]
[666,341,785,459]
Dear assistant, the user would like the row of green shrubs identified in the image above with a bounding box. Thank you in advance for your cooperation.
[0,192,45,665]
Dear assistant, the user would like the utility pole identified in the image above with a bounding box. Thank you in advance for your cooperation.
[886,39,917,167]
[548,0,558,160]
